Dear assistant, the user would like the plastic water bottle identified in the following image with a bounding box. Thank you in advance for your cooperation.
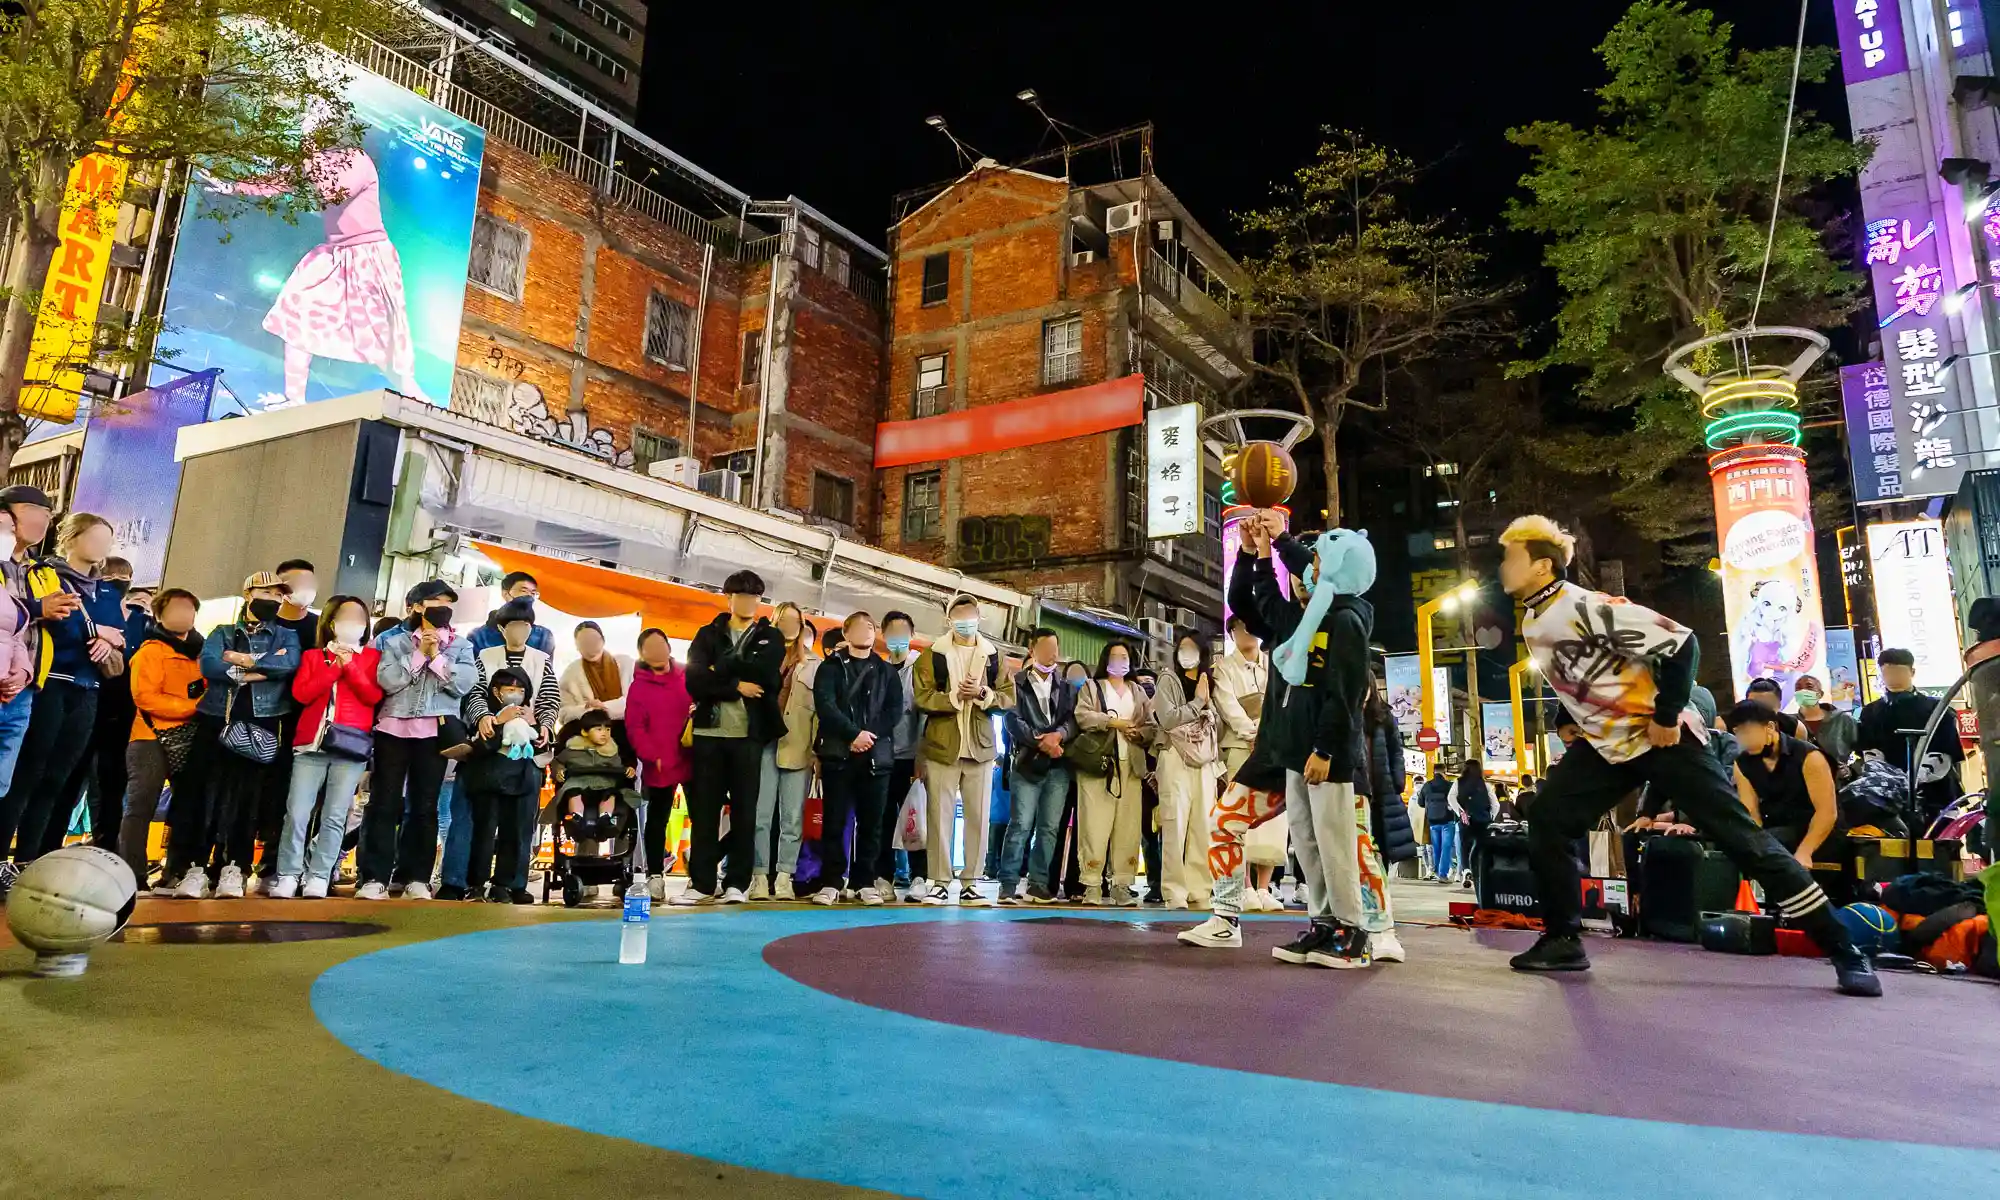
[619,888,650,964]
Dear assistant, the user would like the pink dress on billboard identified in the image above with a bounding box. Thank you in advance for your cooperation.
[256,148,423,405]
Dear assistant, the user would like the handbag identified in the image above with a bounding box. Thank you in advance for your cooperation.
[1067,682,1119,778]
[219,685,278,764]
[1168,706,1219,769]
[140,711,199,776]
[306,675,373,762]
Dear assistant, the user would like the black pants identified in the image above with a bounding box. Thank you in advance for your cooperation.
[1531,732,1850,951]
[206,733,277,871]
[163,729,220,880]
[641,784,680,875]
[1140,768,1162,897]
[361,732,448,886]
[254,727,298,876]
[467,782,539,892]
[874,758,917,885]
[3,680,99,862]
[1060,776,1083,897]
[687,736,760,895]
[820,761,891,892]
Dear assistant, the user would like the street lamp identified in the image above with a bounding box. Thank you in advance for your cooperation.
[1417,579,1481,772]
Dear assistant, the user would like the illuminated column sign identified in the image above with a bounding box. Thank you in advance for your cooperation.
[1867,518,1961,689]
[1710,445,1829,704]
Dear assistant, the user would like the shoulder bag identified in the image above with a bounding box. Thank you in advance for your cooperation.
[306,662,373,762]
[218,628,279,765]
[1067,681,1118,778]
[140,710,199,777]
[1169,706,1219,769]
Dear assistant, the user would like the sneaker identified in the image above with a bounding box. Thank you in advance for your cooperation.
[747,876,771,902]
[1114,886,1141,908]
[268,875,300,900]
[1307,925,1373,969]
[1371,929,1408,964]
[672,889,713,907]
[483,885,511,903]
[840,888,861,902]
[1177,915,1244,949]
[959,884,989,906]
[434,884,466,902]
[859,887,885,906]
[1832,947,1884,998]
[353,881,389,901]
[174,867,211,900]
[721,887,748,904]
[1461,873,1474,889]
[152,874,179,898]
[402,881,432,901]
[873,877,898,903]
[1508,933,1590,973]
[1026,884,1057,904]
[1272,923,1338,965]
[773,872,796,901]
[997,889,1022,906]
[510,889,536,905]
[1083,886,1104,906]
[214,865,246,899]
[648,875,666,902]
[301,876,330,900]
[1164,896,1189,911]
[812,887,839,906]
[921,883,951,906]
[906,877,930,903]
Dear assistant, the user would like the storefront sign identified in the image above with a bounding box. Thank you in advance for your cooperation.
[20,153,129,422]
[1145,402,1201,538]
[1836,524,1873,625]
[957,514,1051,568]
[1833,0,1909,83]
[1481,700,1516,770]
[1384,653,1421,738]
[1867,517,1961,690]
[1711,447,1827,705]
[875,374,1143,468]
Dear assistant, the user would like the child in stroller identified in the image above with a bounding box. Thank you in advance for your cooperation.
[550,710,641,904]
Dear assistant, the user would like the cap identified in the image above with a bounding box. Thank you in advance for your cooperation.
[241,571,293,594]
[404,579,459,608]
[0,484,53,509]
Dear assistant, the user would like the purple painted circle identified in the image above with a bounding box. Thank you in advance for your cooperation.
[764,917,2000,1149]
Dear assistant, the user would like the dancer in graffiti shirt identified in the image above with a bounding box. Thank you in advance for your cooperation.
[1496,515,1879,996]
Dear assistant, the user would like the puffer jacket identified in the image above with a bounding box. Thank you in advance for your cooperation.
[554,734,636,803]
[197,619,301,719]
[624,663,692,790]
[374,624,477,721]
[1419,775,1455,824]
[1366,721,1418,864]
[128,628,205,740]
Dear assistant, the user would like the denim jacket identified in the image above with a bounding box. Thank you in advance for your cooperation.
[198,622,302,719]
[374,625,477,720]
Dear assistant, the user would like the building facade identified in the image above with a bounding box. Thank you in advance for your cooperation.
[874,136,1247,639]
[419,0,647,120]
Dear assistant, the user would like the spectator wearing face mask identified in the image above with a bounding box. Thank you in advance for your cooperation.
[1073,641,1154,906]
[1790,672,1858,779]
[272,596,381,898]
[357,580,475,900]
[176,573,300,899]
[0,503,36,879]
[452,596,558,900]
[874,611,924,894]
[457,666,545,902]
[239,558,321,892]
[70,555,139,857]
[121,588,205,888]
[1152,633,1220,910]
[999,628,1076,903]
[910,594,1015,905]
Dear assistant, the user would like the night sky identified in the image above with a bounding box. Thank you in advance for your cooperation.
[637,1,1842,263]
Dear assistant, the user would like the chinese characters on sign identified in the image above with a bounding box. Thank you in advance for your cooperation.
[1145,402,1202,539]
[1866,518,1961,691]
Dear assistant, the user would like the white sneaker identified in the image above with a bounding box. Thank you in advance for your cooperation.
[874,877,898,903]
[1164,896,1190,911]
[747,876,771,901]
[214,865,245,899]
[268,875,299,899]
[353,881,389,901]
[1114,886,1141,908]
[773,872,795,901]
[721,887,748,904]
[959,884,989,907]
[648,875,666,902]
[1177,915,1244,948]
[1372,930,1408,963]
[301,876,330,900]
[1084,886,1103,906]
[811,887,839,906]
[907,877,930,903]
[402,881,432,901]
[672,889,713,907]
[245,873,265,897]
[920,883,950,905]
[840,888,861,902]
[174,867,211,899]
[859,887,885,906]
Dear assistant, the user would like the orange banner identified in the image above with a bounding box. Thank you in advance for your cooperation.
[873,374,1144,468]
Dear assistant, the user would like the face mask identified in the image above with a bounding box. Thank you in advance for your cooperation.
[886,636,911,656]
[422,606,453,628]
[952,618,979,638]
[1794,691,1820,708]
[1177,648,1200,670]
[1032,660,1056,675]
[495,690,526,707]
[0,534,13,561]
[1106,660,1130,679]
[1138,680,1156,697]
[247,597,281,623]
[332,620,366,646]
[288,587,316,609]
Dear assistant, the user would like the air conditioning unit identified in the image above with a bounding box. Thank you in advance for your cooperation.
[1104,202,1142,234]
[1139,616,1174,645]
[646,456,703,487]
[697,469,743,503]
[1167,606,1200,628]
[1070,250,1096,266]
[1154,218,1180,243]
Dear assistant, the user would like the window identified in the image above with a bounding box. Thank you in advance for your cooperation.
[824,243,851,288]
[643,290,690,367]
[796,225,821,269]
[920,253,949,306]
[559,0,633,40]
[812,472,855,525]
[504,0,536,25]
[449,368,511,426]
[913,353,948,417]
[631,426,680,472]
[467,215,528,301]
[548,23,631,82]
[740,330,762,389]
[1425,462,1459,477]
[1203,490,1222,541]
[1433,534,1457,551]
[903,470,942,541]
[1042,316,1083,385]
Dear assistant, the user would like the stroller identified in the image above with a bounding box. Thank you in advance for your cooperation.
[544,787,641,908]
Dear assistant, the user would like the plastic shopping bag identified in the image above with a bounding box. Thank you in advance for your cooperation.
[897,778,927,851]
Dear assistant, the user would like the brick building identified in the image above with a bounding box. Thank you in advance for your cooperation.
[418,0,648,120]
[874,129,1248,640]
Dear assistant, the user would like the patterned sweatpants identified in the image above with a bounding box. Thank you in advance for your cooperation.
[1208,774,1392,931]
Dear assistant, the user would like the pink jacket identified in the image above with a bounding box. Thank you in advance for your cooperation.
[0,592,33,700]
[625,662,692,789]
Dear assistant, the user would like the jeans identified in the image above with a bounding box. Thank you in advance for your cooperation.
[754,747,808,880]
[0,687,34,847]
[438,779,472,889]
[360,732,448,886]
[999,763,1069,892]
[687,736,761,896]
[818,761,891,892]
[1430,820,1459,879]
[279,750,368,882]
[2,680,95,861]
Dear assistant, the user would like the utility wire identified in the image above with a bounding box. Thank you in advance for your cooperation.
[1750,0,1810,327]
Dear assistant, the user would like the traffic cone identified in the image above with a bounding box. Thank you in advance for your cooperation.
[1734,879,1759,913]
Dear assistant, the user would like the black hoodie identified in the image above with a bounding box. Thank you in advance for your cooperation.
[1237,533,1373,780]
[685,611,786,744]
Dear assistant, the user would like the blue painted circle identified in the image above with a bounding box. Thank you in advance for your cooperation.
[312,910,2000,1199]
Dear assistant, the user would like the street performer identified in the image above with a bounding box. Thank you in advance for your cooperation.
[1497,515,1879,996]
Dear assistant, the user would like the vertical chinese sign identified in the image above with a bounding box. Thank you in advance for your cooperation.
[1867,518,1961,689]
[19,154,129,423]
[1145,403,1201,538]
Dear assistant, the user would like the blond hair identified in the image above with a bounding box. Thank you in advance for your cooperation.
[1500,515,1576,570]
[54,512,112,560]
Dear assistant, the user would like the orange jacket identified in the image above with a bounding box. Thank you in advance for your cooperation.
[128,637,204,741]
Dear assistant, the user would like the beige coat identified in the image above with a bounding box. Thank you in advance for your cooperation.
[775,657,821,771]
[558,654,635,726]
[1075,676,1156,769]
[1213,649,1267,751]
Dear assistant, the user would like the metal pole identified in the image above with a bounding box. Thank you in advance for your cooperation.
[685,242,712,455]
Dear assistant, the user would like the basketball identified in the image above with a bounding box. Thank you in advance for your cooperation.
[6,846,137,973]
[1835,902,1901,957]
[1229,441,1297,508]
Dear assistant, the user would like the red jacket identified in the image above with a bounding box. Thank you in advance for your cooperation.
[291,646,386,747]
[625,662,692,789]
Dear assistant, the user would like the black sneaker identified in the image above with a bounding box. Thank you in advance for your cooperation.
[1306,925,1373,970]
[510,889,536,905]
[434,884,467,902]
[1509,933,1591,973]
[485,885,513,903]
[0,861,19,900]
[1272,923,1338,965]
[1831,948,1883,997]
[1025,884,1057,904]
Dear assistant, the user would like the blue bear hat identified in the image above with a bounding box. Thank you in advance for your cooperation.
[1275,529,1374,687]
